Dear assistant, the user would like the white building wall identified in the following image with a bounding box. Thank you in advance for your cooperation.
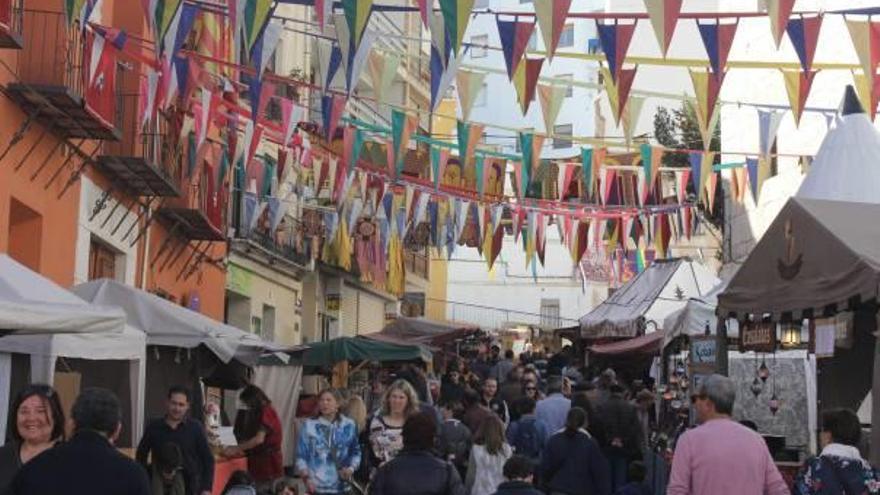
[74,176,138,285]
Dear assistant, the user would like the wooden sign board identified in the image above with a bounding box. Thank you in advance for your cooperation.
[690,336,717,373]
[740,321,776,353]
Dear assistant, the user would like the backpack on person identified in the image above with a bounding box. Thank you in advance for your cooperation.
[510,417,542,461]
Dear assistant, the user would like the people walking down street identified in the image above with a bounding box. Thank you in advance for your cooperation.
[442,368,468,404]
[539,407,611,495]
[593,384,644,492]
[0,384,65,495]
[345,395,368,435]
[506,398,549,463]
[570,392,596,438]
[137,386,215,495]
[11,387,150,495]
[500,367,525,409]
[633,390,656,450]
[437,398,472,480]
[535,376,571,435]
[370,412,465,495]
[368,379,420,469]
[666,375,788,495]
[483,377,510,425]
[463,389,494,434]
[490,456,544,495]
[613,461,651,495]
[466,415,513,495]
[794,408,880,494]
[492,350,516,384]
[296,388,362,495]
[225,385,284,490]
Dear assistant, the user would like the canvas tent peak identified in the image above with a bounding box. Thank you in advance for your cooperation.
[797,87,880,204]
[579,258,719,339]
[0,254,125,336]
[662,279,740,348]
[72,278,275,365]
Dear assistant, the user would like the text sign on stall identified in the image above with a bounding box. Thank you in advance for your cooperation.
[690,336,717,373]
[740,321,776,353]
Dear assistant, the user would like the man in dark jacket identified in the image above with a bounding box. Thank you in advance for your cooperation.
[370,412,465,495]
[491,456,543,495]
[12,387,150,495]
[436,398,471,479]
[593,384,643,492]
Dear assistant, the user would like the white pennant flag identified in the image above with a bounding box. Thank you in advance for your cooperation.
[257,21,284,76]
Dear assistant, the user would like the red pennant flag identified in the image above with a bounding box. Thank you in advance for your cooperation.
[602,66,638,126]
[783,68,818,127]
[767,0,796,48]
[643,0,683,57]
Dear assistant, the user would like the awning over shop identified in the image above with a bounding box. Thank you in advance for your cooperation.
[662,281,740,348]
[303,336,432,367]
[364,317,480,347]
[588,330,666,357]
[579,258,719,339]
[717,197,880,320]
[73,279,280,365]
[0,254,125,335]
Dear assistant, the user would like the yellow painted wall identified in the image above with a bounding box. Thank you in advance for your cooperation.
[426,253,448,322]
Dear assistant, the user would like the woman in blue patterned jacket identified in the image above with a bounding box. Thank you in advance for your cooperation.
[296,388,362,495]
[794,409,880,495]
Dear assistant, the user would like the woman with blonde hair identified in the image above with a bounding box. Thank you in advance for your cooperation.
[367,379,420,473]
[466,415,513,495]
[344,395,368,434]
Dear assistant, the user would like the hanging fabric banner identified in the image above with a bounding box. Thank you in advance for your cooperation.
[251,19,282,76]
[746,157,759,201]
[280,99,304,147]
[601,65,638,126]
[765,0,795,48]
[432,146,450,189]
[457,120,484,171]
[688,151,703,197]
[600,167,616,205]
[244,0,274,53]
[538,83,567,134]
[368,50,400,105]
[497,16,536,80]
[704,171,718,213]
[783,68,818,127]
[322,93,346,141]
[534,0,572,61]
[416,0,429,27]
[640,144,663,193]
[623,95,646,146]
[582,147,605,201]
[643,0,683,57]
[334,12,377,95]
[758,109,784,158]
[787,14,823,72]
[689,69,724,149]
[440,0,476,58]
[342,0,373,49]
[391,110,418,177]
[853,70,880,121]
[343,126,365,173]
[314,0,333,31]
[316,39,343,93]
[675,169,691,204]
[557,162,576,201]
[431,45,467,111]
[431,10,452,67]
[514,57,545,115]
[597,21,636,83]
[457,68,487,122]
[518,132,545,198]
[733,167,748,203]
[697,19,738,78]
[847,19,880,84]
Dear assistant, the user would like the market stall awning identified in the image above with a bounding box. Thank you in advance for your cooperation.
[0,255,125,335]
[73,279,280,365]
[302,336,432,367]
[579,258,718,339]
[364,317,480,348]
[717,197,880,320]
[662,280,741,348]
[588,330,666,357]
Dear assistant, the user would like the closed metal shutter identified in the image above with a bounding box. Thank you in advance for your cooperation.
[341,284,358,337]
[356,290,386,334]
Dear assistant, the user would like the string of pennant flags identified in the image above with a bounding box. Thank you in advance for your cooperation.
[66,0,880,293]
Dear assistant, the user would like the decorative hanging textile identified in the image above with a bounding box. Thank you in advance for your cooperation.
[416,0,429,27]
[783,68,817,126]
[689,69,725,149]
[440,0,476,58]
[765,0,796,48]
[342,0,373,50]
[457,68,487,121]
[639,144,663,192]
[391,110,417,177]
[368,50,401,105]
[314,0,333,31]
[334,13,377,95]
[581,147,605,202]
[343,126,365,173]
[534,0,572,61]
[514,57,545,114]
[758,109,784,158]
[622,96,646,145]
[597,21,636,83]
[538,83,567,134]
[853,69,880,121]
[250,20,282,76]
[847,19,880,84]
[697,19,738,78]
[518,131,545,198]
[431,146,450,189]
[675,169,691,204]
[746,157,761,201]
[787,14,823,72]
[316,39,343,93]
[431,43,466,111]
[643,0,682,57]
[457,120,484,171]
[497,16,536,80]
[244,0,274,53]
[601,65,638,126]
[321,93,347,141]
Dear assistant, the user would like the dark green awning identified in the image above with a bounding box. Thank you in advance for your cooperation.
[302,336,431,367]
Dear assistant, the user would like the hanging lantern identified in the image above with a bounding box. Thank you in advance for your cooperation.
[758,359,770,383]
[769,394,781,415]
[750,377,763,398]
[781,324,802,347]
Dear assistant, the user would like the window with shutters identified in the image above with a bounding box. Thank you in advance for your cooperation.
[540,299,561,328]
[88,239,118,281]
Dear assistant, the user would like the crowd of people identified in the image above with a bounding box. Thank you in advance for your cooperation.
[1,343,880,495]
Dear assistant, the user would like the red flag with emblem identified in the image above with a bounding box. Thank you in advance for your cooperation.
[84,32,118,130]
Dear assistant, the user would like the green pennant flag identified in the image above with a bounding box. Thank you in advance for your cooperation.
[475,155,485,197]
[519,132,534,196]
[581,147,593,198]
[261,155,277,199]
[440,0,477,57]
[391,109,416,177]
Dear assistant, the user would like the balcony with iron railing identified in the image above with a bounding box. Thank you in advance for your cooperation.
[0,0,23,49]
[231,212,312,273]
[6,8,122,140]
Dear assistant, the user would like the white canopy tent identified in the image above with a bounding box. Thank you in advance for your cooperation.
[0,254,125,335]
[662,280,740,348]
[797,86,880,205]
[0,256,144,446]
[73,279,275,365]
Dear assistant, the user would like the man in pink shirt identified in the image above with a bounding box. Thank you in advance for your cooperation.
[667,375,789,495]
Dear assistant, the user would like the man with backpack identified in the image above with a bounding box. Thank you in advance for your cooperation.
[506,398,549,463]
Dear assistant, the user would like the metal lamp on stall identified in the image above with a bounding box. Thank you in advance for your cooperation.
[780,323,802,347]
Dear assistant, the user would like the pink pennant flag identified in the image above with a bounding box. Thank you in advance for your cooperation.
[676,169,691,204]
[417,0,429,27]
[280,98,303,146]
[197,89,212,147]
[557,162,576,201]
[601,168,616,205]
